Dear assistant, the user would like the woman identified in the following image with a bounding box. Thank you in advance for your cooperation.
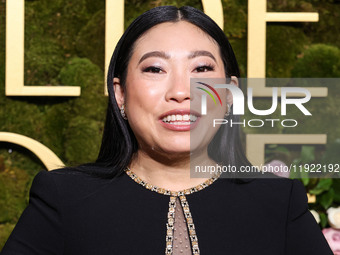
[1,6,332,255]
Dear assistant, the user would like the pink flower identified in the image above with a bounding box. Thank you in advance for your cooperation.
[323,228,340,254]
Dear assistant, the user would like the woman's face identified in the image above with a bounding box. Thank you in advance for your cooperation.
[114,21,233,158]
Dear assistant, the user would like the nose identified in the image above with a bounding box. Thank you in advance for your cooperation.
[165,69,191,103]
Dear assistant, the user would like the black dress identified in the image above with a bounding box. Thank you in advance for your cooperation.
[0,167,333,255]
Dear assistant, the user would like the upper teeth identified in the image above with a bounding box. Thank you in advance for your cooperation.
[162,114,197,123]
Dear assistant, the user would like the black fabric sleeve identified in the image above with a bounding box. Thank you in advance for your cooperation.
[285,179,333,255]
[1,171,64,255]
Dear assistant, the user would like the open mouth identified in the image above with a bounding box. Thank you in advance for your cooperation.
[161,114,198,125]
[159,110,201,131]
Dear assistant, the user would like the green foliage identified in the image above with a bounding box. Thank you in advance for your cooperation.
[306,1,340,49]
[319,212,328,228]
[59,57,103,89]
[319,188,334,209]
[0,223,15,247]
[76,10,105,69]
[222,0,247,39]
[331,179,340,203]
[0,146,45,177]
[25,37,65,85]
[58,57,106,121]
[0,166,31,223]
[309,179,333,195]
[301,145,315,163]
[25,0,93,53]
[42,105,72,157]
[290,145,316,182]
[288,143,340,227]
[229,38,247,76]
[267,26,309,78]
[292,44,340,78]
[64,116,102,164]
[0,99,44,140]
[322,139,340,165]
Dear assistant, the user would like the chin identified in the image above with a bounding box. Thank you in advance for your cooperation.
[163,143,207,155]
[160,144,191,154]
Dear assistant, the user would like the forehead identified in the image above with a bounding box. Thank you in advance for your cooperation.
[132,21,220,54]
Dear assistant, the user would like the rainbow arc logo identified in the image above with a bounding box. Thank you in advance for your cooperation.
[196,82,223,115]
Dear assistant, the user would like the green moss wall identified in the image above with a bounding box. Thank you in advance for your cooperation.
[0,0,340,248]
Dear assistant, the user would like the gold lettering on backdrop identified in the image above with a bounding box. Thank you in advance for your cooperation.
[0,132,65,171]
[5,0,81,96]
[6,0,325,97]
[247,0,327,97]
[104,0,124,95]
[201,0,224,29]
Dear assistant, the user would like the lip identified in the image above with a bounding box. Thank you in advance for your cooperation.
[158,109,201,131]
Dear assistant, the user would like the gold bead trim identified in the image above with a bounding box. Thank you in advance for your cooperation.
[125,168,221,255]
[179,195,199,254]
[125,167,221,197]
[166,196,176,254]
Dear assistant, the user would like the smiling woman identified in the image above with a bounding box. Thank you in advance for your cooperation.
[115,21,228,184]
[1,5,333,255]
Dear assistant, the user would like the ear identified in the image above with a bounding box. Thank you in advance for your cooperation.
[113,77,125,108]
[226,76,239,106]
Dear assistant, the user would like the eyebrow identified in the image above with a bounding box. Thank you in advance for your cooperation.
[188,50,217,63]
[138,50,217,65]
[138,51,170,65]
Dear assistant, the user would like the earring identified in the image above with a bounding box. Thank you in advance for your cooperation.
[120,104,128,120]
[225,103,231,117]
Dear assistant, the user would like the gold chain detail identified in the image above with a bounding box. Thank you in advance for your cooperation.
[165,196,176,254]
[179,195,199,254]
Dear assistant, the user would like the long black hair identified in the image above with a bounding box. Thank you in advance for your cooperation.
[82,5,251,179]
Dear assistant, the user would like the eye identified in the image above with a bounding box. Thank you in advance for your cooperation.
[194,65,215,72]
[143,66,164,73]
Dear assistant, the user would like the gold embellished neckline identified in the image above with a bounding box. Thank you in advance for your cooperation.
[125,167,222,197]
[125,167,222,254]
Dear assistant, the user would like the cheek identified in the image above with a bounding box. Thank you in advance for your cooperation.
[125,79,164,117]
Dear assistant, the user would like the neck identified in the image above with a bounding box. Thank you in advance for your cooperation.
[128,148,217,191]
